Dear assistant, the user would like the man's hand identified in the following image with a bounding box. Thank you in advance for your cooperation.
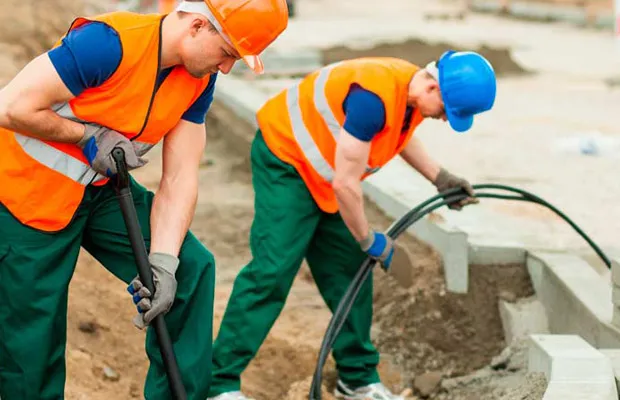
[359,229,395,270]
[127,252,179,329]
[77,124,147,177]
[432,167,478,210]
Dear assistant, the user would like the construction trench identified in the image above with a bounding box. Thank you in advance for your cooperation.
[1,0,615,399]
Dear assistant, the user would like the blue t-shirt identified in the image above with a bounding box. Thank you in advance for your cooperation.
[342,83,414,142]
[47,21,216,124]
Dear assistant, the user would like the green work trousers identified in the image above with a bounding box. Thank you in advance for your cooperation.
[0,177,216,400]
[208,130,379,397]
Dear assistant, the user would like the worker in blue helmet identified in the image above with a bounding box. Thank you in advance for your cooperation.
[425,50,496,132]
[207,50,496,400]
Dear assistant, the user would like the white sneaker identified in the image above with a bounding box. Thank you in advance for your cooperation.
[334,380,405,400]
[207,391,255,400]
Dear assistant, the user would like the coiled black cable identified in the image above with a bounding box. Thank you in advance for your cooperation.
[308,183,611,399]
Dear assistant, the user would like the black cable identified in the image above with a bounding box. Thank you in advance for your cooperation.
[473,184,611,267]
[309,184,611,399]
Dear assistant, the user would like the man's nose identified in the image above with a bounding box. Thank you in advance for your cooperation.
[218,59,235,74]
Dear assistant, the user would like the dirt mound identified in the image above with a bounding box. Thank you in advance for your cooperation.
[0,0,101,85]
[373,261,534,379]
[321,39,530,77]
[242,337,328,399]
[364,204,535,397]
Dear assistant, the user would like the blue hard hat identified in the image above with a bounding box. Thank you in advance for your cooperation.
[435,50,497,133]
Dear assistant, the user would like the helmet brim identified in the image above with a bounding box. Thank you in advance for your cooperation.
[242,54,265,74]
[446,107,473,133]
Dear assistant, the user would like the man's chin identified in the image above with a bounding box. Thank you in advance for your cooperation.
[188,71,207,79]
[186,68,214,79]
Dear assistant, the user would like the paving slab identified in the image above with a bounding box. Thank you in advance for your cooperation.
[528,334,617,400]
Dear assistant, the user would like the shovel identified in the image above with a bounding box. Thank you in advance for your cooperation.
[111,147,188,400]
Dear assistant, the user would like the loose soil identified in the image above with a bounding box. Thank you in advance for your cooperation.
[321,39,531,78]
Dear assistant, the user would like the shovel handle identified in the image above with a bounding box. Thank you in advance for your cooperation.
[111,147,188,400]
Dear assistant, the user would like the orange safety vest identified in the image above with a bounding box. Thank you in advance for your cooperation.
[257,57,424,213]
[0,11,213,232]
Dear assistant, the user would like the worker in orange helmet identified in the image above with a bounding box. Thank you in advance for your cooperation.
[0,0,287,399]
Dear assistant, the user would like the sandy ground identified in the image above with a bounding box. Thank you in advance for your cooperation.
[0,1,554,398]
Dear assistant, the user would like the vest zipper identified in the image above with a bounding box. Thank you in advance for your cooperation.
[130,15,165,142]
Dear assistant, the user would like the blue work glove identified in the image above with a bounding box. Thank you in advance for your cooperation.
[77,124,147,177]
[127,253,179,330]
[359,229,394,270]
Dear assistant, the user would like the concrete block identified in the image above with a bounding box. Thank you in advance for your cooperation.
[597,321,620,349]
[528,334,617,400]
[499,297,549,344]
[543,382,618,400]
[542,253,612,324]
[612,259,620,288]
[599,349,620,390]
[612,286,620,308]
[526,252,545,296]
[418,220,468,294]
[526,252,619,348]
[468,241,526,266]
[612,306,620,328]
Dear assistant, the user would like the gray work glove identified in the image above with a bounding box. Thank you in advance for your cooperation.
[127,252,179,330]
[432,167,479,210]
[77,124,147,177]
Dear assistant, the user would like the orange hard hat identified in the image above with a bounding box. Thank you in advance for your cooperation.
[175,0,288,73]
[206,0,289,74]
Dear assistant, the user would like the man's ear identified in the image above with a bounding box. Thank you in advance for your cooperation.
[189,17,205,37]
[426,79,440,94]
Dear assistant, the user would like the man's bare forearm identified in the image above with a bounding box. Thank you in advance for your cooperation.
[334,178,369,242]
[399,135,441,182]
[0,53,85,143]
[0,105,86,143]
[149,176,198,257]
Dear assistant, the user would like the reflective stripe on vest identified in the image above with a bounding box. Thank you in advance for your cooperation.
[13,102,157,186]
[287,63,379,183]
[14,132,103,184]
